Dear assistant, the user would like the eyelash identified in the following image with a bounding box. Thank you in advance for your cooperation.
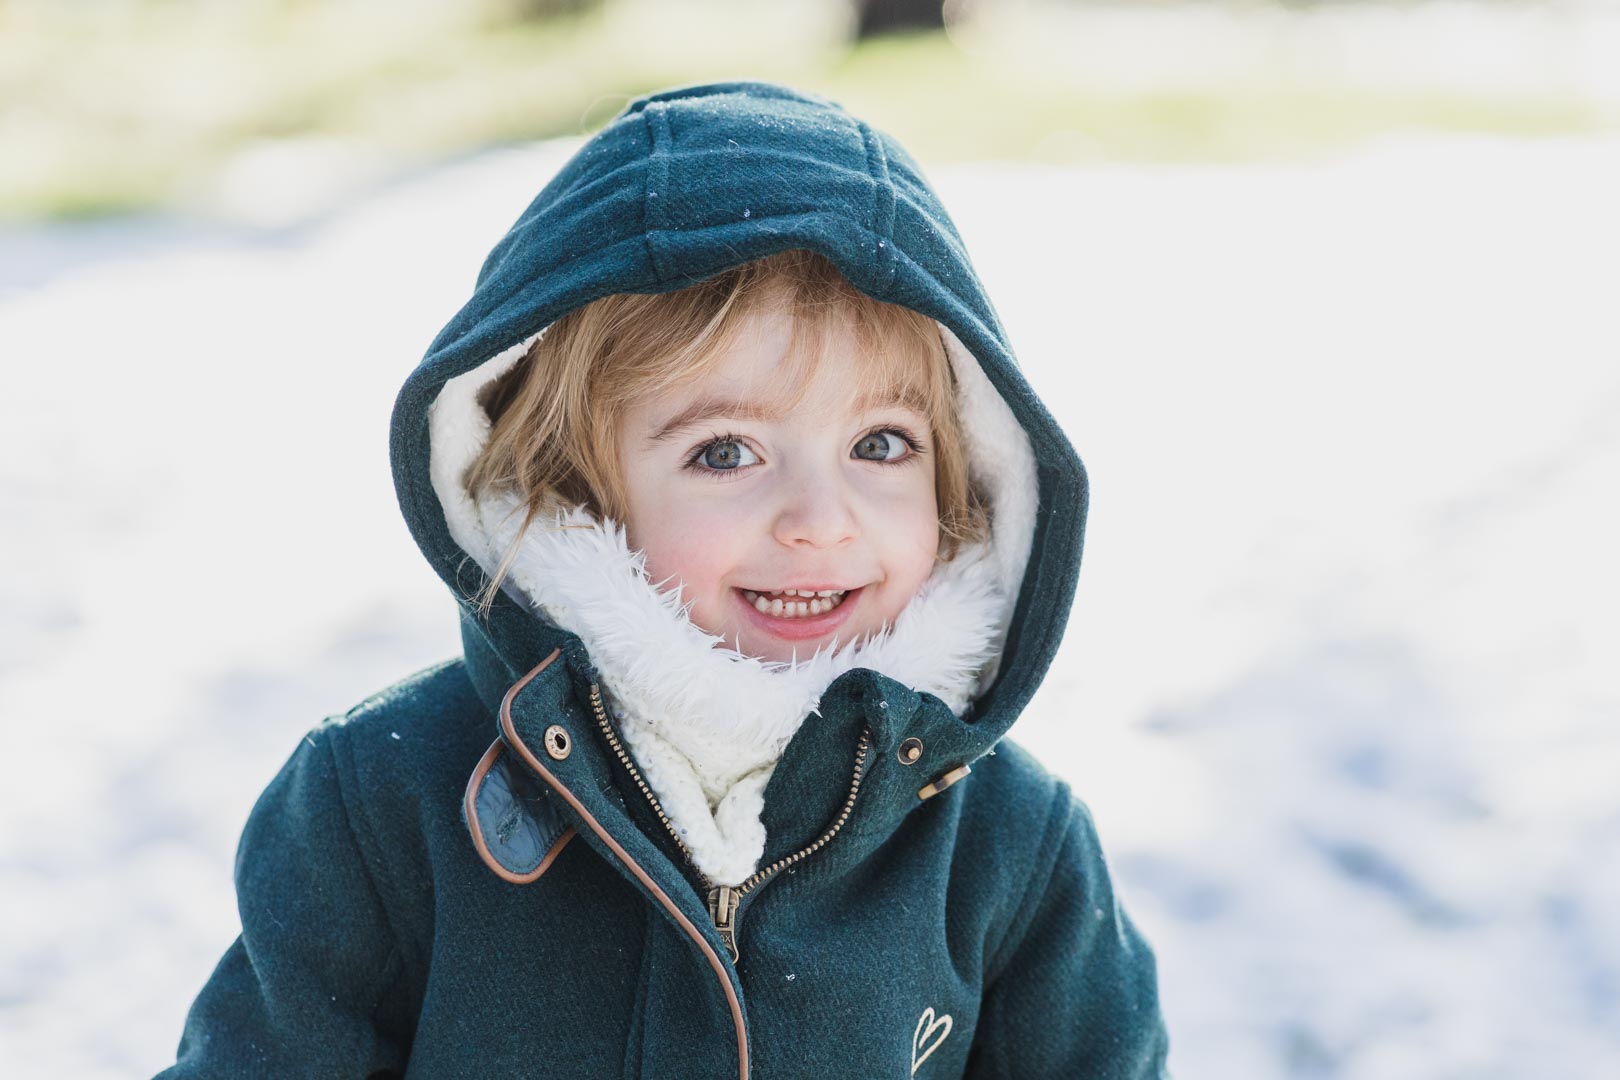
[680,426,927,479]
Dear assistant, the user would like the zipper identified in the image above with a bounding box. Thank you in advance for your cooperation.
[499,650,749,1079]
[589,682,872,963]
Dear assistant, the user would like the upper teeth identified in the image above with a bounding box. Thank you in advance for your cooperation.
[741,588,848,618]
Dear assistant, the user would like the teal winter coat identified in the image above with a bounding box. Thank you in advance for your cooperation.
[159,81,1168,1079]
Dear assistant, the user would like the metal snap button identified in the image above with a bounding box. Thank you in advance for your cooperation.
[542,724,572,761]
[897,737,924,765]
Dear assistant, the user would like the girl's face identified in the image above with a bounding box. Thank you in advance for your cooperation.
[616,305,940,664]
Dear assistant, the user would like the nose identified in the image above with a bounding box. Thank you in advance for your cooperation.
[770,470,860,550]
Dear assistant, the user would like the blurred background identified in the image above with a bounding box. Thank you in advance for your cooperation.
[2,0,1617,1076]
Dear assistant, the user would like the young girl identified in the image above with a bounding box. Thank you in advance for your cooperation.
[160,81,1168,1078]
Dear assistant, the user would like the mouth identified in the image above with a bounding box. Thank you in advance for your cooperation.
[732,585,864,643]
[739,586,853,618]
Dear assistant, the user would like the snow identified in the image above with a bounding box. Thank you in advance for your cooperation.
[2,131,1618,1077]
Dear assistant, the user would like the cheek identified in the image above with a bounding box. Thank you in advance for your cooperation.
[625,497,751,610]
[868,471,941,596]
[896,495,942,586]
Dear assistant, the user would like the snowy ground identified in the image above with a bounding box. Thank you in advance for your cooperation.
[2,132,1617,1078]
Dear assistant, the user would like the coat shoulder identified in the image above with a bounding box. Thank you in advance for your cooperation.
[958,735,1075,830]
[306,658,495,866]
[317,657,492,776]
[331,656,485,727]
[931,737,1096,942]
[292,659,496,939]
[943,737,1151,997]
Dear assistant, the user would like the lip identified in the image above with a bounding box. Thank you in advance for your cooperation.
[733,585,865,644]
[740,585,852,594]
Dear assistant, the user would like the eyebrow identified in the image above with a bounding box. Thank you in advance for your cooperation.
[647,384,930,443]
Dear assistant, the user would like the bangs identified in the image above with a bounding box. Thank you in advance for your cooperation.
[656,250,954,427]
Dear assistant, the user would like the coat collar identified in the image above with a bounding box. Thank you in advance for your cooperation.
[479,634,997,889]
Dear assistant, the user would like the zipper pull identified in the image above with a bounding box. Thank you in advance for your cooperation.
[707,884,741,963]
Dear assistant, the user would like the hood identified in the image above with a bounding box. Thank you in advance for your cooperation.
[390,81,1089,833]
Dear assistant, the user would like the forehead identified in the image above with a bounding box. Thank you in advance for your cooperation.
[643,306,935,440]
[648,384,930,443]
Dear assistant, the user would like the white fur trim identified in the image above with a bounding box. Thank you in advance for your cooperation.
[428,322,1037,885]
[939,326,1038,694]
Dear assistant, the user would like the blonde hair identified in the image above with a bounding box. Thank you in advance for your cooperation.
[464,249,990,614]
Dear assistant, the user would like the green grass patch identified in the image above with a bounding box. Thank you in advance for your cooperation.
[1,1,1611,221]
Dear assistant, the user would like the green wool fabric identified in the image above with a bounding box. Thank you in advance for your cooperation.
[159,81,1168,1078]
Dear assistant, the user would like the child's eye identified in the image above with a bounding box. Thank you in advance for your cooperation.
[853,427,924,464]
[681,427,925,478]
[683,434,759,475]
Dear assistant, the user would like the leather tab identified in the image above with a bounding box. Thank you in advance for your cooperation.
[917,763,972,802]
[463,738,574,883]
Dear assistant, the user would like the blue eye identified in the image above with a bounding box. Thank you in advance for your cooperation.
[853,430,915,463]
[684,435,759,474]
[681,426,925,479]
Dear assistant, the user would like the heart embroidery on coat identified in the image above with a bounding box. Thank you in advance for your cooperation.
[911,1007,954,1075]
